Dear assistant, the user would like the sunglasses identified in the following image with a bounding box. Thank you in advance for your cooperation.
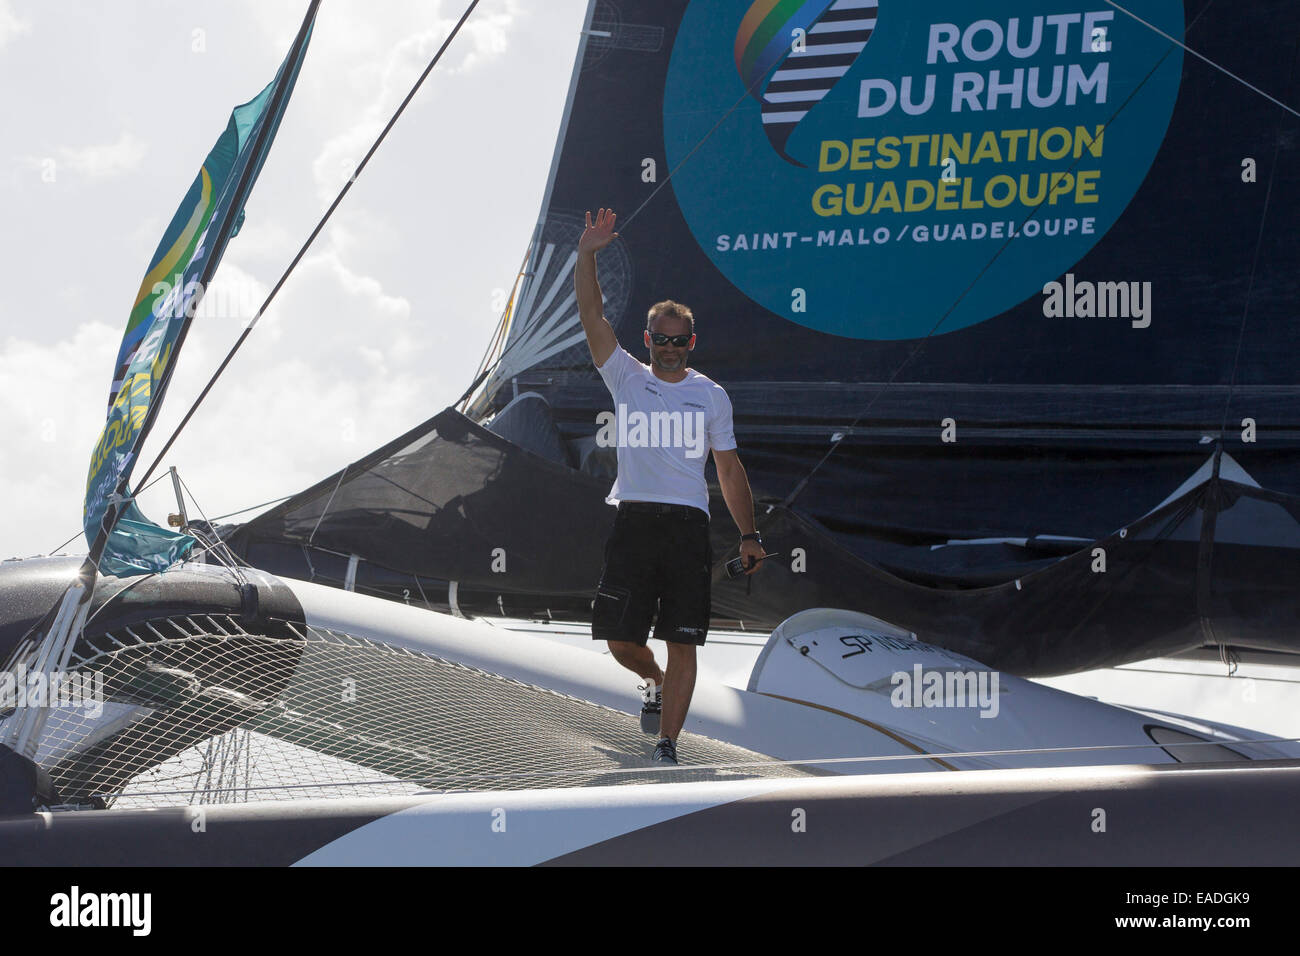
[648,332,693,347]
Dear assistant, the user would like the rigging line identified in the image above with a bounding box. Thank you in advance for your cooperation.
[299,541,369,562]
[778,1,1216,510]
[1219,120,1290,433]
[168,539,237,577]
[412,573,434,610]
[132,0,485,496]
[1218,641,1239,676]
[618,80,763,233]
[1118,664,1300,685]
[461,309,509,413]
[453,363,496,413]
[1052,488,1202,644]
[308,467,349,546]
[301,543,318,582]
[1103,0,1300,121]
[208,493,295,523]
[42,469,176,557]
[471,251,527,386]
[175,472,249,578]
[461,241,534,413]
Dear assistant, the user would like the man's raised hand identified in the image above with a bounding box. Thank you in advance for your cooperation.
[578,208,618,256]
[574,207,618,365]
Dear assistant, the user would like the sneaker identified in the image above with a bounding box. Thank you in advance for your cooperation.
[653,736,678,765]
[638,679,662,736]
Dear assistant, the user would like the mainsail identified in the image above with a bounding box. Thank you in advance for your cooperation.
[232,0,1300,675]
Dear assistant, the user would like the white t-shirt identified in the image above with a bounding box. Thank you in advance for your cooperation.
[595,345,737,516]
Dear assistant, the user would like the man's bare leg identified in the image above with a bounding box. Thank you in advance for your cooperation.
[661,642,697,741]
[607,640,665,687]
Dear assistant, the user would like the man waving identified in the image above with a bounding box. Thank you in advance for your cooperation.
[575,207,766,765]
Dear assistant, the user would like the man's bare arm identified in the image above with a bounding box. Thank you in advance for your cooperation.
[575,208,619,367]
[715,448,765,574]
[714,449,756,534]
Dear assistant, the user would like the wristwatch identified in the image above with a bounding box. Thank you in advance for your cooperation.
[740,532,763,545]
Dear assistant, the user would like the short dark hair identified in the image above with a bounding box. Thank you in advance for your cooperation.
[646,300,694,333]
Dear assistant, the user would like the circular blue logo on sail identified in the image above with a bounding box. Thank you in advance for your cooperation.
[664,0,1184,340]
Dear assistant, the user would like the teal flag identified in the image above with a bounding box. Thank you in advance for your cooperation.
[84,6,317,576]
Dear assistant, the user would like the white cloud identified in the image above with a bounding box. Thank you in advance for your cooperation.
[0,322,121,558]
[0,0,30,50]
[452,3,517,75]
[192,262,274,334]
[24,132,149,182]
[63,132,148,179]
[308,0,520,203]
[0,233,428,560]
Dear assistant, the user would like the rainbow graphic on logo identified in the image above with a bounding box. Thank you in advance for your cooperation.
[734,0,878,166]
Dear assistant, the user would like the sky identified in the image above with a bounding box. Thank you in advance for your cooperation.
[0,0,589,559]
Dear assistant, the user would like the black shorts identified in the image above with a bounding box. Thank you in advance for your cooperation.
[591,503,713,646]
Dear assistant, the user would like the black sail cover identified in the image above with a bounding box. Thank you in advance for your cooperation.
[232,0,1300,676]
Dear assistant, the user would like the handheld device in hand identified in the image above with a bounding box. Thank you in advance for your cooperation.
[724,552,779,579]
